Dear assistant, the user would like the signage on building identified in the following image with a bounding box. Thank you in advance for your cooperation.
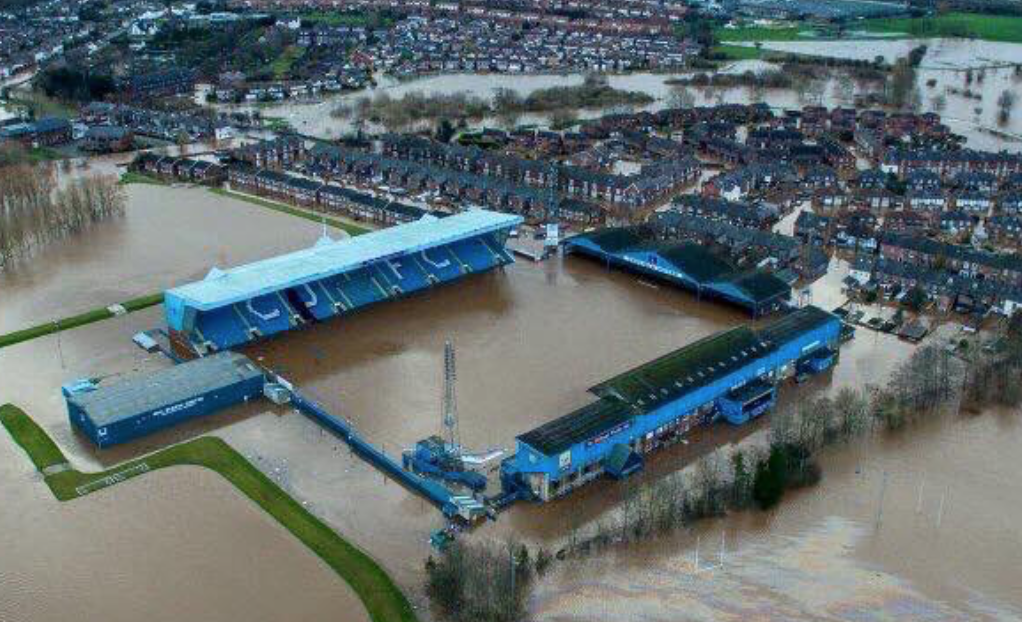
[585,421,631,448]
[558,451,571,471]
[545,223,560,247]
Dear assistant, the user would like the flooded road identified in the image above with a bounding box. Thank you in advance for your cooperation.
[0,440,370,622]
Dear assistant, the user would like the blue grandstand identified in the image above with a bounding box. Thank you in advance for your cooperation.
[565,227,791,316]
[502,305,841,501]
[165,210,522,353]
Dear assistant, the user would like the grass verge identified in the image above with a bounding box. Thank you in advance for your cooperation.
[119,171,167,186]
[210,187,370,236]
[0,404,418,622]
[712,44,766,60]
[271,45,306,80]
[0,292,163,351]
[716,25,809,43]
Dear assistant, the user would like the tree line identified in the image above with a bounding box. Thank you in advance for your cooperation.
[0,161,125,270]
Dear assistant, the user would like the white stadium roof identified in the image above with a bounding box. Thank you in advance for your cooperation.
[166,210,522,310]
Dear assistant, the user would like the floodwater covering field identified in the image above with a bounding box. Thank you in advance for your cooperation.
[0,444,371,622]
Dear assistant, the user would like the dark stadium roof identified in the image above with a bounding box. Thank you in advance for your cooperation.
[720,271,791,303]
[572,226,652,253]
[590,326,775,410]
[757,305,836,345]
[516,306,839,456]
[518,397,635,455]
[654,242,735,283]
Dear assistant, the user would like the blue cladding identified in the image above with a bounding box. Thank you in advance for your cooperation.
[505,306,842,500]
[195,306,251,350]
[240,294,294,334]
[169,215,520,352]
[296,282,336,321]
[66,352,265,448]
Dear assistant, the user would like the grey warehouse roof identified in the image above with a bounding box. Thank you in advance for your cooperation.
[69,352,263,427]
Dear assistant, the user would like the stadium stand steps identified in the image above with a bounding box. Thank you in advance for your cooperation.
[284,288,318,324]
[241,294,293,335]
[419,248,464,281]
[196,306,252,349]
[231,304,262,339]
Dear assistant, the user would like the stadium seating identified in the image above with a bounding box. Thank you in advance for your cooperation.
[419,247,464,282]
[239,294,294,335]
[378,257,430,292]
[291,283,336,322]
[450,237,500,272]
[338,269,388,309]
[481,235,515,264]
[319,276,355,311]
[195,307,251,350]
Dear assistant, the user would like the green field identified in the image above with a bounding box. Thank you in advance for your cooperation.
[717,13,1022,45]
[0,292,163,351]
[119,171,167,186]
[859,12,1022,44]
[712,44,767,60]
[716,25,810,42]
[301,10,396,28]
[271,46,306,80]
[0,404,418,622]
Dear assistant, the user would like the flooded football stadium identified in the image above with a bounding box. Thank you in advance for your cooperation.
[2,177,1022,619]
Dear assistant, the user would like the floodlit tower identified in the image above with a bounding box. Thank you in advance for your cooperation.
[441,339,460,456]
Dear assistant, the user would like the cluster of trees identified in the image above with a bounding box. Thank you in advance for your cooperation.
[332,91,491,132]
[332,75,650,132]
[148,19,277,79]
[37,65,115,104]
[0,163,125,270]
[887,46,928,110]
[997,89,1016,126]
[493,74,653,114]
[425,538,546,622]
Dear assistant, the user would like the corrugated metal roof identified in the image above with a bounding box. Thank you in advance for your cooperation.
[166,209,522,309]
[69,352,263,427]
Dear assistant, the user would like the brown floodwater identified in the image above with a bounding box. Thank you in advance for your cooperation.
[0,440,370,622]
[3,172,1021,619]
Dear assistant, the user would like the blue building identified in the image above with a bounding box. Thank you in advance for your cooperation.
[65,352,265,448]
[564,227,791,316]
[164,210,522,354]
[502,306,841,501]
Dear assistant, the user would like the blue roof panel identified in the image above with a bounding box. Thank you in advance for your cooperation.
[166,209,522,310]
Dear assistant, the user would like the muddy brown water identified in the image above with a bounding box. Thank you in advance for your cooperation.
[0,441,371,622]
[2,179,1021,619]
